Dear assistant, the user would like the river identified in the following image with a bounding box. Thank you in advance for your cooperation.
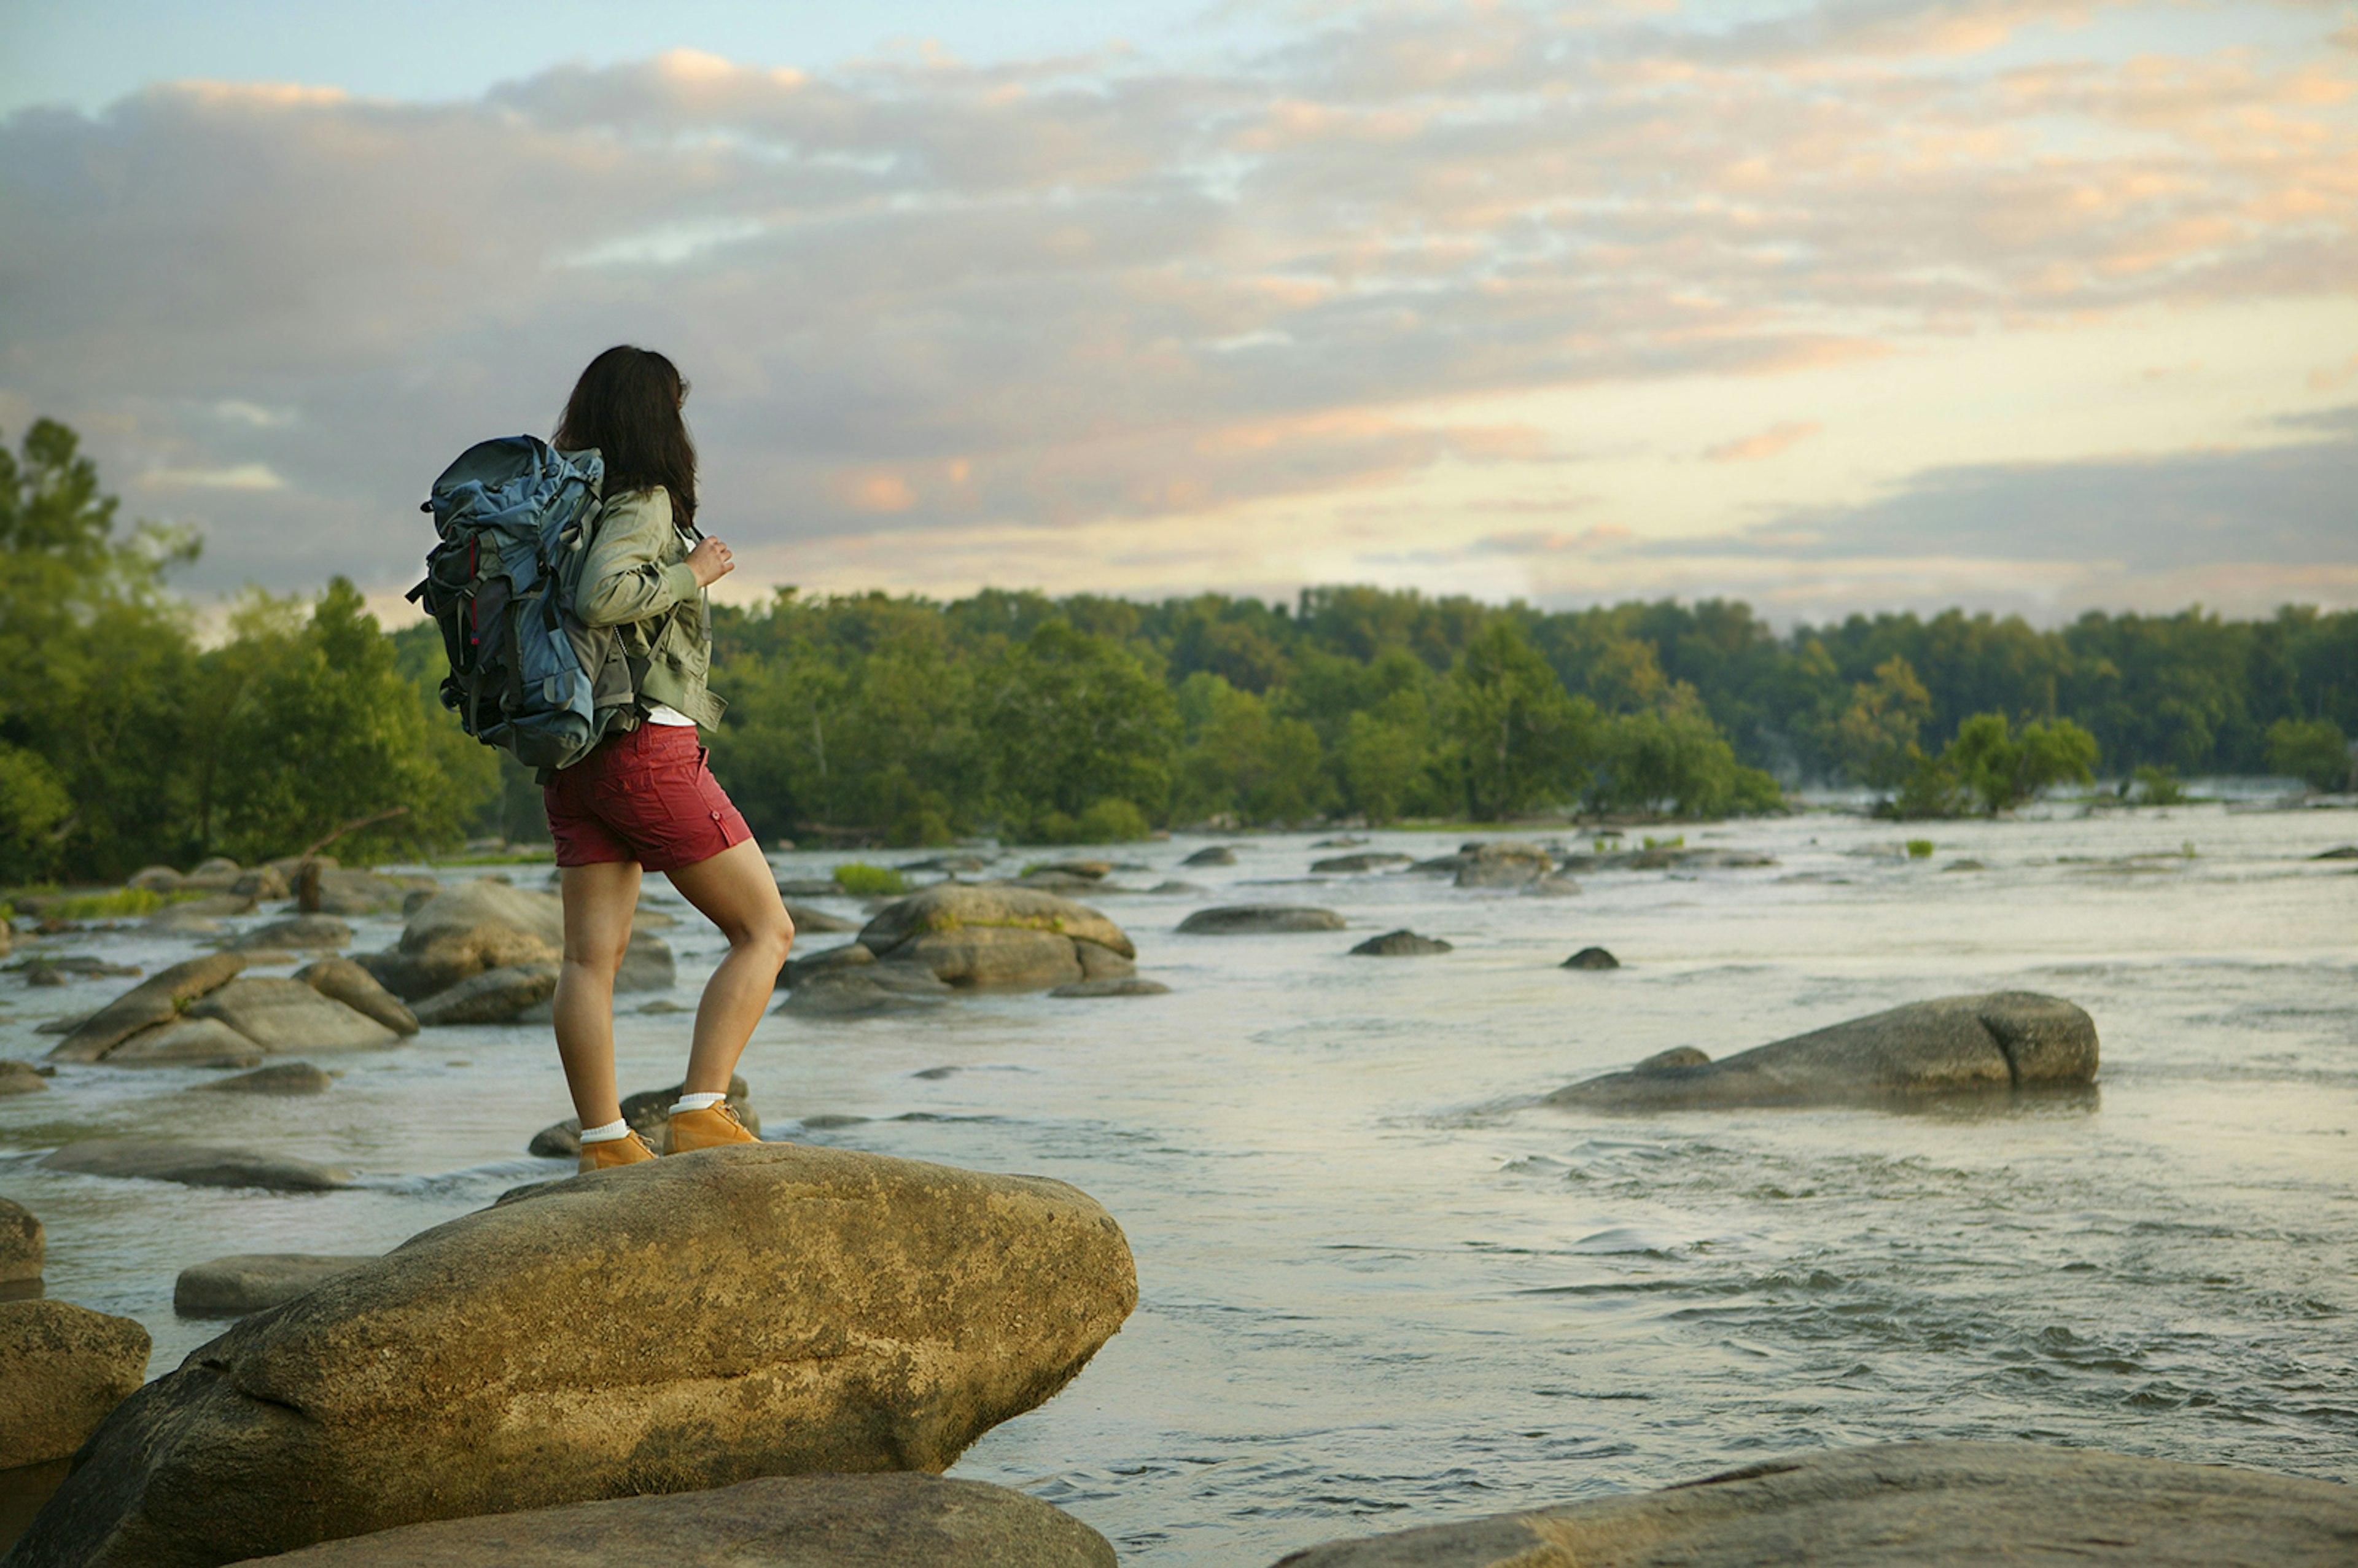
[2,799,2352,1564]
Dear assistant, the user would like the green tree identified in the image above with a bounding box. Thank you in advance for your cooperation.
[978,619,1178,839]
[1592,689,1784,818]
[1909,712,2099,817]
[1441,620,1600,819]
[1339,686,1438,825]
[1829,656,1932,788]
[2265,716,2349,792]
[1172,673,1328,825]
[201,579,493,862]
[0,419,201,880]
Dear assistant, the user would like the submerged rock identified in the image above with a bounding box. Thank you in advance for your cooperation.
[1348,930,1452,957]
[228,917,352,953]
[780,966,954,1016]
[40,1139,351,1192]
[0,1301,149,1470]
[194,1062,335,1096]
[209,1473,1116,1568]
[1560,947,1619,970]
[0,1060,49,1096]
[1049,977,1173,998]
[175,1255,375,1318]
[1178,905,1346,935]
[9,1144,1137,1568]
[1312,853,1414,874]
[1266,1440,2358,1567]
[1547,992,2097,1111]
[1180,845,1239,866]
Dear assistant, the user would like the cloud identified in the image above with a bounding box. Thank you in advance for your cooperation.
[1705,421,1824,462]
[0,4,2351,608]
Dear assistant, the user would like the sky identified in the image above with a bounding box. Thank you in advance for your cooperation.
[2,0,2354,628]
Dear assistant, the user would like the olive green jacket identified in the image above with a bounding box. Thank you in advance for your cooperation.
[575,487,726,728]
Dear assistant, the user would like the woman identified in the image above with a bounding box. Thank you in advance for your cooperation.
[541,345,794,1172]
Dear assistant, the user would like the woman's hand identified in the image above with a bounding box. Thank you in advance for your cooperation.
[686,536,736,587]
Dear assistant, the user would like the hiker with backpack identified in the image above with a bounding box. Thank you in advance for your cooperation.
[415,346,792,1172]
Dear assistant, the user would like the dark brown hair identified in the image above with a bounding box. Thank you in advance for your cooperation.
[554,345,696,526]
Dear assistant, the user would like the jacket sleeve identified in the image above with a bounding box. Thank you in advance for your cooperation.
[575,489,701,629]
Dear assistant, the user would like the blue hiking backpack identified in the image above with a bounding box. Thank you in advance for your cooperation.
[409,435,642,770]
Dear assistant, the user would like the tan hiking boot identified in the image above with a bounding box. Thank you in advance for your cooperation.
[669,1101,760,1153]
[577,1130,657,1174]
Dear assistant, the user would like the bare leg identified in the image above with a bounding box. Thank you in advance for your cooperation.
[554,860,643,1127]
[665,837,795,1096]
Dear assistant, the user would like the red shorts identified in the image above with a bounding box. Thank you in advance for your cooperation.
[543,723,752,874]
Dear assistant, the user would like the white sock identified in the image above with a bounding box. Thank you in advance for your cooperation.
[670,1092,728,1116]
[579,1119,631,1143]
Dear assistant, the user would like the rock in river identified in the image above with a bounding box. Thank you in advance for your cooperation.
[174,1255,373,1318]
[5,1143,1137,1568]
[227,917,351,953]
[292,960,417,1036]
[45,954,250,1064]
[1348,930,1452,957]
[1264,1440,2358,1568]
[100,1018,264,1069]
[1560,946,1619,970]
[194,1063,335,1096]
[357,879,670,1004]
[1049,977,1173,998]
[189,979,402,1054]
[1312,853,1413,874]
[1546,991,2097,1111]
[1178,905,1345,935]
[0,1199,40,1286]
[211,1473,1115,1568]
[408,962,559,1028]
[0,1300,149,1470]
[1454,840,1556,890]
[844,885,1136,993]
[0,1060,48,1096]
[39,1139,351,1192]
[1180,844,1239,866]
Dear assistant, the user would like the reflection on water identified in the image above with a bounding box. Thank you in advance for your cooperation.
[2,803,2354,1564]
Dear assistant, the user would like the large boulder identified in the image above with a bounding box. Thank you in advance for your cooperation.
[1266,1441,2358,1567]
[780,966,954,1016]
[1178,905,1345,934]
[216,1474,1115,1568]
[7,1144,1136,1568]
[783,902,860,934]
[40,1139,351,1192]
[0,1301,149,1470]
[292,960,417,1036]
[526,1074,757,1158]
[850,885,1134,993]
[409,963,558,1028]
[175,1256,373,1318]
[305,869,435,918]
[45,955,249,1063]
[0,1199,40,1286]
[359,880,672,1004]
[188,979,403,1054]
[1546,992,2097,1112]
[1180,844,1238,866]
[1454,840,1555,889]
[357,880,562,1000]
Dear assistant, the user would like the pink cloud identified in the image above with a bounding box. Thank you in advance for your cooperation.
[1705,422,1825,463]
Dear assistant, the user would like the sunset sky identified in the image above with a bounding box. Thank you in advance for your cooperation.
[2,1,2352,626]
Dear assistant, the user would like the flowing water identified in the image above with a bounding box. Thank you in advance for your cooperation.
[2,802,2354,1564]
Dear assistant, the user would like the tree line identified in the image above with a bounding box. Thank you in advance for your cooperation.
[2,419,2351,880]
